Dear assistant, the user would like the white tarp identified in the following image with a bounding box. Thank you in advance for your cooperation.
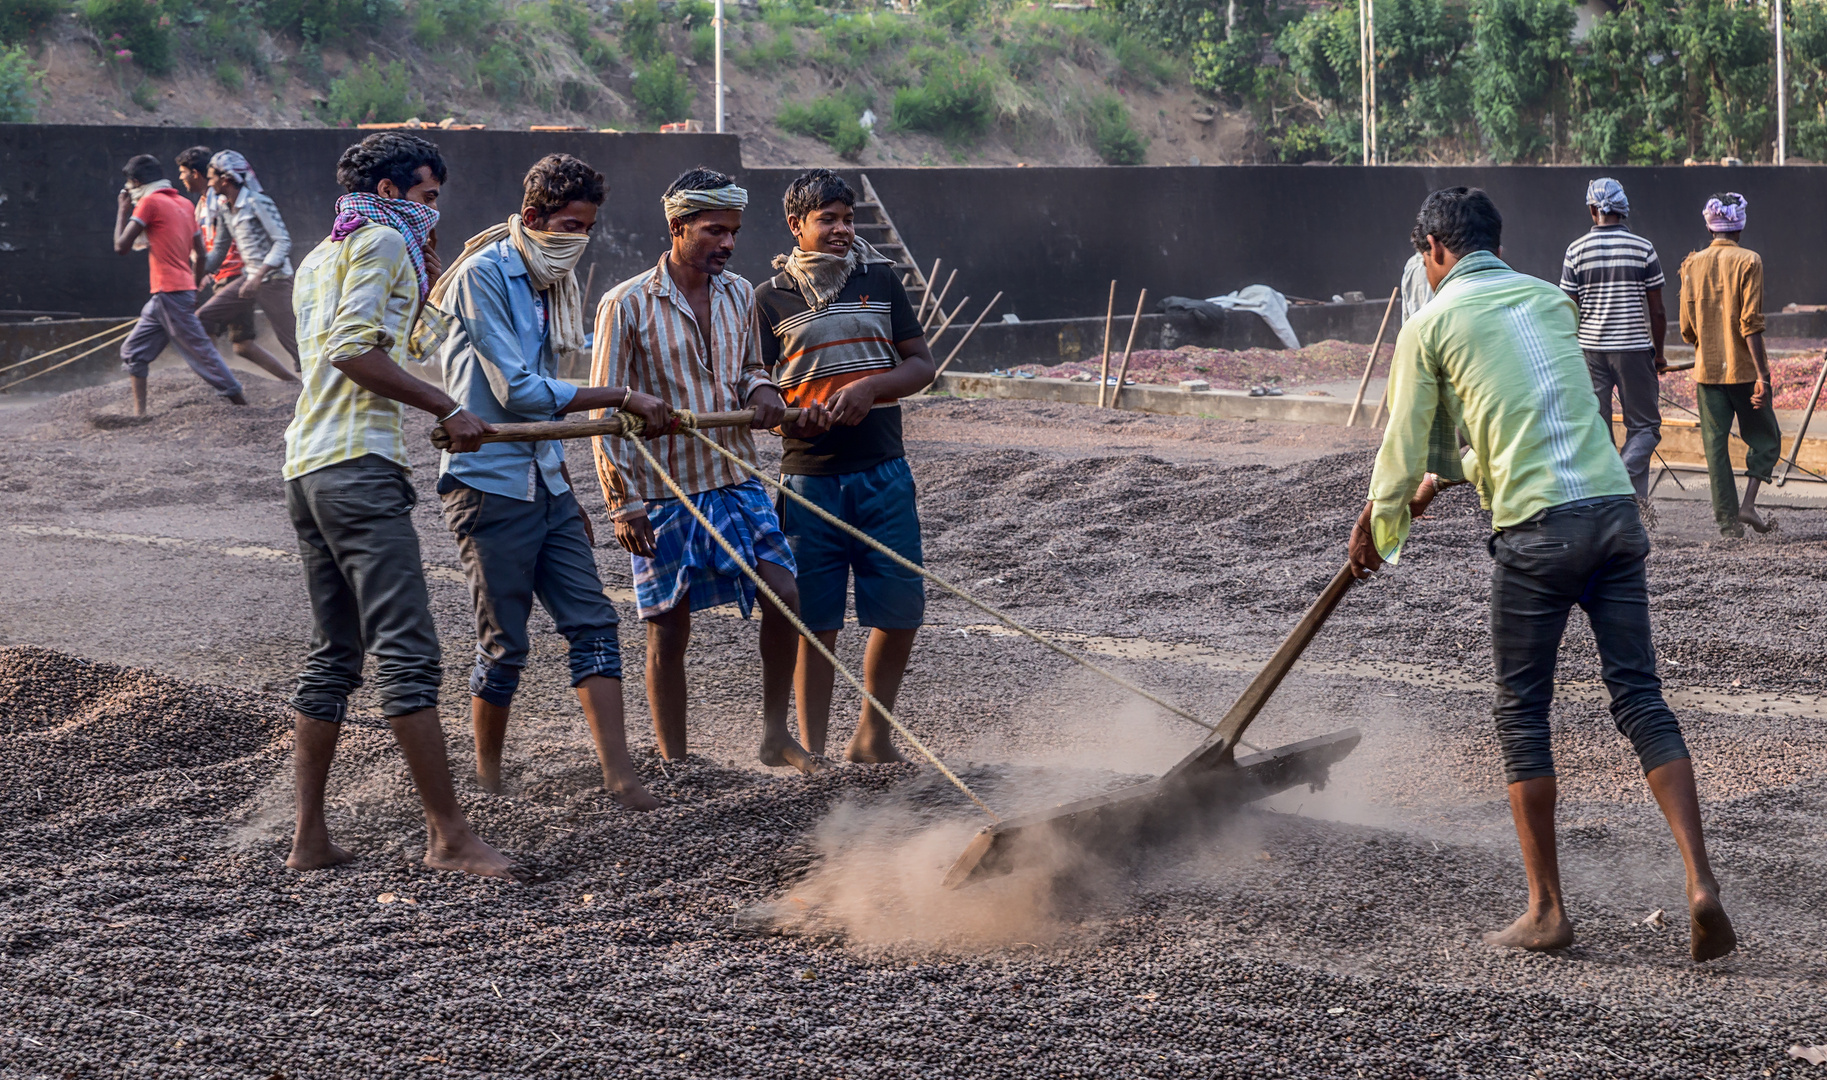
[1202,285,1300,350]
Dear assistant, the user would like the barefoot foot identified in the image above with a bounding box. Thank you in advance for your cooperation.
[1737,507,1775,533]
[759,735,827,775]
[1482,906,1574,951]
[1690,889,1737,962]
[423,828,524,881]
[286,836,354,871]
[608,777,661,812]
[843,730,906,764]
[476,762,502,794]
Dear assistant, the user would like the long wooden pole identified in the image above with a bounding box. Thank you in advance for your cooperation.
[926,296,971,350]
[1347,286,1400,427]
[1107,289,1148,409]
[916,258,941,322]
[1776,353,1827,485]
[431,407,805,449]
[923,269,958,334]
[934,292,1003,376]
[1097,279,1117,407]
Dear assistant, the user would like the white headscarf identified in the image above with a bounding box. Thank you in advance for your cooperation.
[662,183,748,223]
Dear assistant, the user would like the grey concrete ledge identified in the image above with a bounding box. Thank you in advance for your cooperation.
[931,372,1364,426]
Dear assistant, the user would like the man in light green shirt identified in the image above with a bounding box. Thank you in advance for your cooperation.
[1348,187,1735,963]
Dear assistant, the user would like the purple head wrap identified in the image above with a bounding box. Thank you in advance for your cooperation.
[329,191,440,300]
[1704,194,1747,233]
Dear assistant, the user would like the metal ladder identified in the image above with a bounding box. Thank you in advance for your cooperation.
[854,173,930,313]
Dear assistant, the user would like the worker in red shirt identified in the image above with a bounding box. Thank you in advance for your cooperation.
[112,153,246,415]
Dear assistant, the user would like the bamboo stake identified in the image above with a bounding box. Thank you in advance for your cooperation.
[1107,289,1148,409]
[1097,279,1117,407]
[934,292,1003,376]
[923,269,958,334]
[926,296,971,350]
[915,258,941,322]
[1777,353,1827,486]
[1347,286,1400,427]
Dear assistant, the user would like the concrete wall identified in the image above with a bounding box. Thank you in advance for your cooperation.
[0,124,740,318]
[729,165,1827,321]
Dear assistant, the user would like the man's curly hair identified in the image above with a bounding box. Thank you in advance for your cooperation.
[523,154,607,218]
[335,132,447,195]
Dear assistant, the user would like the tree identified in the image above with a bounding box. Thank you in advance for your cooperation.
[1470,0,1574,162]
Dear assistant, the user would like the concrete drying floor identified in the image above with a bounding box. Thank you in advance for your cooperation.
[2,373,1824,1078]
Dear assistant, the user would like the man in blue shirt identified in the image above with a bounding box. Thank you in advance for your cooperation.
[433,154,671,808]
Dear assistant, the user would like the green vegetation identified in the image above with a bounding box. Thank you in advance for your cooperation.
[892,50,995,140]
[0,43,38,120]
[324,54,417,124]
[214,59,241,92]
[410,0,501,49]
[1086,93,1147,164]
[777,90,871,159]
[619,0,663,61]
[82,0,175,75]
[129,78,156,110]
[0,0,63,45]
[254,0,402,44]
[632,52,692,125]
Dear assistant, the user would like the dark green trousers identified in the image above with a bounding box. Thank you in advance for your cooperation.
[1696,381,1783,529]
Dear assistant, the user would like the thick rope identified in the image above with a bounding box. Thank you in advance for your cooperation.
[622,434,1000,822]
[0,330,135,394]
[681,424,1262,753]
[0,320,136,378]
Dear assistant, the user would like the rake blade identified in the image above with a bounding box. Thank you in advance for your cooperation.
[941,728,1362,889]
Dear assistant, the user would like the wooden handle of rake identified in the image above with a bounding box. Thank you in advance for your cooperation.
[1165,562,1358,780]
[431,408,805,450]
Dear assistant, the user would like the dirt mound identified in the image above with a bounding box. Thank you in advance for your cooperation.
[9,370,299,450]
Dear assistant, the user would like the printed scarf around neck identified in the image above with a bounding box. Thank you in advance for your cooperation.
[428,214,592,361]
[769,236,893,312]
[330,192,440,301]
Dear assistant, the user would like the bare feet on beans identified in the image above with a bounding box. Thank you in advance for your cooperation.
[424,828,524,881]
[759,734,827,775]
[1482,904,1574,951]
[1737,507,1775,534]
[286,835,354,871]
[609,777,661,812]
[1690,887,1737,962]
[844,729,906,764]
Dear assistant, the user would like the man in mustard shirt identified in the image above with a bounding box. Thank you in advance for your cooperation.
[1679,193,1779,537]
[1348,187,1735,962]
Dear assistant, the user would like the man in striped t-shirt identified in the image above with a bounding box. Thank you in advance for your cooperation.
[1560,178,1667,512]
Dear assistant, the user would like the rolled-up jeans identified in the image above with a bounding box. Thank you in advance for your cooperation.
[286,454,442,722]
[1488,494,1689,784]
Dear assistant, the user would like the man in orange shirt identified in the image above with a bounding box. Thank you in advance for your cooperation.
[112,154,246,415]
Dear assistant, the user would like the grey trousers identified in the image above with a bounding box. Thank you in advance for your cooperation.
[286,455,442,722]
[118,290,244,397]
[1585,348,1661,498]
[439,477,622,707]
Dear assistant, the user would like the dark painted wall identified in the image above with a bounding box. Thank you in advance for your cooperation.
[0,124,739,317]
[727,165,1827,320]
[5,129,1826,323]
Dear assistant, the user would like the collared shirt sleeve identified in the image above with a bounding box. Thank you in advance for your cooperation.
[734,302,776,404]
[1679,257,1699,345]
[1365,324,1438,564]
[1739,254,1765,338]
[590,293,639,514]
[455,262,578,419]
[324,232,402,365]
[251,193,292,270]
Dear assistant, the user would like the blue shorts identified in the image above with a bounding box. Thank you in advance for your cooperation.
[632,477,796,620]
[779,456,925,634]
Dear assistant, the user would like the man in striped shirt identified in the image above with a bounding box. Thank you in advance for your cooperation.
[1354,187,1735,963]
[591,167,829,775]
[1559,178,1667,517]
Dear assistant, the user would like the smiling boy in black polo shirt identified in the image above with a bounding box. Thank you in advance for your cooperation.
[754,169,936,763]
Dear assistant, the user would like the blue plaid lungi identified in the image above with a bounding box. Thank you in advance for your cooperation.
[631,477,797,620]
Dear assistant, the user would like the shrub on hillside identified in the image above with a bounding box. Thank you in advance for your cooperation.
[82,0,174,75]
[411,0,501,49]
[892,55,994,141]
[476,39,525,102]
[619,0,663,61]
[0,43,38,121]
[0,0,63,45]
[324,54,417,124]
[258,0,402,44]
[1087,93,1147,164]
[777,91,871,159]
[633,53,692,125]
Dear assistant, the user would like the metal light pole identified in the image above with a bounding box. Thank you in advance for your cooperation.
[1777,0,1787,164]
[1368,0,1377,165]
[713,0,725,134]
[1359,0,1377,165]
